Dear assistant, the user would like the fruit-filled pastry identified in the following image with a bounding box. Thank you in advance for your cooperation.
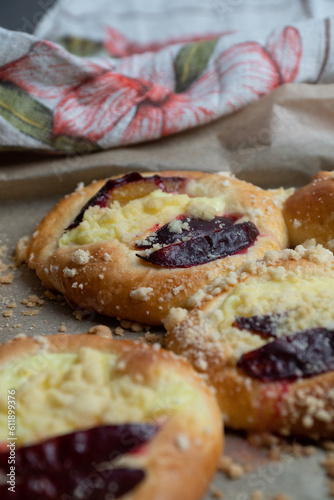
[165,244,334,438]
[0,334,222,499]
[283,170,334,251]
[21,170,289,325]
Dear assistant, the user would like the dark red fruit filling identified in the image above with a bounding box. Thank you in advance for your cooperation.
[137,221,259,268]
[66,172,186,230]
[136,216,235,249]
[0,423,158,499]
[237,327,334,381]
[234,314,281,338]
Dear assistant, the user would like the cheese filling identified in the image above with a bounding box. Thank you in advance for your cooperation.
[0,347,200,446]
[206,276,334,357]
[60,190,226,246]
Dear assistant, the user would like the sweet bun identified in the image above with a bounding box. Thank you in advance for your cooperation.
[283,170,334,250]
[0,333,222,500]
[165,245,334,438]
[22,170,289,325]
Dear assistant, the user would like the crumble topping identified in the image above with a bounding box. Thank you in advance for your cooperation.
[71,249,91,265]
[130,287,153,301]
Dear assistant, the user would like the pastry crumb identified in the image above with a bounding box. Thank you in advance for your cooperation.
[323,442,334,451]
[218,455,245,479]
[114,327,124,336]
[210,485,224,498]
[322,452,334,479]
[87,325,113,338]
[58,323,67,333]
[44,290,63,301]
[0,273,13,284]
[250,491,263,500]
[22,310,39,317]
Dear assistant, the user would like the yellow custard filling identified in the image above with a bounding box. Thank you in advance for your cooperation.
[197,275,334,358]
[0,347,200,446]
[60,190,226,246]
[214,276,334,344]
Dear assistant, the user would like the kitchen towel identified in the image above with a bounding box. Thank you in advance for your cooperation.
[0,0,334,153]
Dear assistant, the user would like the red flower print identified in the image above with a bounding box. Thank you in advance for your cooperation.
[215,42,281,113]
[54,52,219,144]
[121,71,218,143]
[266,27,302,83]
[104,26,234,57]
[0,41,108,102]
[54,73,150,141]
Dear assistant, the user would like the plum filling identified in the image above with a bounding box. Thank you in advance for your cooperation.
[234,314,281,338]
[0,423,158,499]
[66,172,187,230]
[137,220,259,268]
[237,327,334,381]
[136,216,235,249]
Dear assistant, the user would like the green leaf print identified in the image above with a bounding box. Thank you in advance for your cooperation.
[174,39,218,93]
[0,81,53,145]
[53,135,101,153]
[58,36,104,57]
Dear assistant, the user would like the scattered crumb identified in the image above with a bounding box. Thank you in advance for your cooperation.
[114,327,124,337]
[0,245,7,258]
[7,302,17,308]
[120,320,133,330]
[119,319,147,332]
[131,322,144,333]
[44,290,63,301]
[323,442,334,451]
[273,494,293,500]
[58,323,67,333]
[303,446,317,456]
[248,432,279,449]
[2,310,12,318]
[21,295,44,308]
[87,325,113,338]
[22,310,39,317]
[73,310,84,321]
[250,492,263,500]
[138,331,164,347]
[0,261,9,273]
[322,453,334,479]
[218,456,245,479]
[15,236,29,263]
[210,485,224,498]
[0,273,13,284]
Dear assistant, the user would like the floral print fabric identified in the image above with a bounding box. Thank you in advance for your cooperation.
[0,1,332,152]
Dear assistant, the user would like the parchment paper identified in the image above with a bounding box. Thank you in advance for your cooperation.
[1,83,334,200]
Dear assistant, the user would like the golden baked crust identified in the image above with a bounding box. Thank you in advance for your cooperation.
[165,245,334,439]
[22,170,289,325]
[283,170,334,250]
[0,333,223,500]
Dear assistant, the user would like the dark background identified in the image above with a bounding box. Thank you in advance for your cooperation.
[0,0,57,33]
